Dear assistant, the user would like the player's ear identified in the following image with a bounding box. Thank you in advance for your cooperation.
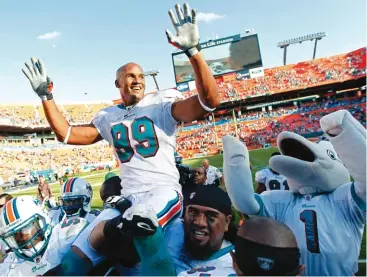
[115,79,120,88]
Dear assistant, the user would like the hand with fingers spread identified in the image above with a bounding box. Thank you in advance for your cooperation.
[22,58,54,101]
[166,3,200,58]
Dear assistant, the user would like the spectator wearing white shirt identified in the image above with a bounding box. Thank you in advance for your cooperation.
[202,159,224,187]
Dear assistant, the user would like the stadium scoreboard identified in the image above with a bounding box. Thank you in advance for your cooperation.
[172,33,263,90]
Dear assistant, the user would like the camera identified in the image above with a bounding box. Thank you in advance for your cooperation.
[175,152,192,186]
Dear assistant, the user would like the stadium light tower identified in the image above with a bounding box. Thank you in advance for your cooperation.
[277,32,327,65]
[144,69,160,91]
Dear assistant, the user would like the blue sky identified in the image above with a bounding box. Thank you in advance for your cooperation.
[0,0,365,104]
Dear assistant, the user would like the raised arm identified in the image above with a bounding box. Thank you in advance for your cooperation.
[165,3,220,123]
[320,110,366,205]
[22,58,102,145]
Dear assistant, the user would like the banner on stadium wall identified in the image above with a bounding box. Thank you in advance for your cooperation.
[249,67,264,78]
[200,34,241,49]
[177,82,189,93]
[236,69,250,80]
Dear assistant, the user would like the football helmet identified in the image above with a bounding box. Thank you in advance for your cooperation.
[0,196,52,261]
[59,177,93,218]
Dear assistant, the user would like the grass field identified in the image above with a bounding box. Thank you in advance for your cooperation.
[9,147,366,267]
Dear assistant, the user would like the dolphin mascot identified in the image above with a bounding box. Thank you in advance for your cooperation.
[223,110,366,276]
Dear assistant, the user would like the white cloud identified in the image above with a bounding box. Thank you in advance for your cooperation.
[37,31,61,40]
[196,12,225,23]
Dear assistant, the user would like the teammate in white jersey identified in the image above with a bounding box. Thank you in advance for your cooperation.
[0,196,88,276]
[222,110,366,276]
[22,2,219,232]
[48,177,100,225]
[255,152,288,194]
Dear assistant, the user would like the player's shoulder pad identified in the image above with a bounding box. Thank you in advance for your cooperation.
[88,209,101,216]
[158,88,185,100]
[261,189,294,204]
[54,217,89,240]
[92,104,122,120]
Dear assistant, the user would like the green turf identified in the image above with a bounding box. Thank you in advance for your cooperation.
[10,149,366,260]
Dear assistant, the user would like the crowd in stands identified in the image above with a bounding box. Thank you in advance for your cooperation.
[0,142,114,182]
[183,47,366,102]
[0,103,110,127]
[176,96,366,158]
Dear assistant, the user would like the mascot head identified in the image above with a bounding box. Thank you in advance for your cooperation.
[269,131,350,194]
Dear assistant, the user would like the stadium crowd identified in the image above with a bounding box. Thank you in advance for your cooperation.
[177,96,365,158]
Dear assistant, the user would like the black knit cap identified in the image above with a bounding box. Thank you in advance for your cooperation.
[187,185,232,216]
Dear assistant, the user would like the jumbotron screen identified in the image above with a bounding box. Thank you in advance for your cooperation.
[172,34,263,84]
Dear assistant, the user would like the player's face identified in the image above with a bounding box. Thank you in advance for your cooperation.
[116,64,145,106]
[193,168,206,185]
[14,221,43,250]
[184,205,230,259]
[202,160,209,169]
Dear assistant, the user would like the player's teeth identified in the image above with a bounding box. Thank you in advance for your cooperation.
[194,231,205,236]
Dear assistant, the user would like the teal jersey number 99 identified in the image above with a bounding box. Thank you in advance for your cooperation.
[111,116,159,163]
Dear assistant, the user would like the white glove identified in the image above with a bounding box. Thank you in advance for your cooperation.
[22,57,54,101]
[120,204,159,236]
[166,3,200,57]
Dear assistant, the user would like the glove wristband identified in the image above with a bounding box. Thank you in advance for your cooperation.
[40,94,53,101]
[185,44,201,58]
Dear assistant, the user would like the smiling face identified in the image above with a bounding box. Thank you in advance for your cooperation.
[115,63,145,106]
[184,204,231,260]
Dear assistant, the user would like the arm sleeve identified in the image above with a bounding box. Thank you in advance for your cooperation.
[160,89,185,134]
[215,168,223,179]
[332,182,366,225]
[134,227,176,276]
[91,109,113,145]
[72,208,120,266]
[255,190,294,221]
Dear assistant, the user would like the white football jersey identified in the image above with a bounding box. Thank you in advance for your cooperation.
[257,182,365,276]
[255,168,289,191]
[48,207,100,226]
[165,219,235,276]
[0,217,88,276]
[92,90,182,196]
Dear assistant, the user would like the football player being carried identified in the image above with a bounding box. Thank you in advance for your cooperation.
[22,2,220,275]
[0,196,89,276]
[48,177,100,225]
[255,152,289,194]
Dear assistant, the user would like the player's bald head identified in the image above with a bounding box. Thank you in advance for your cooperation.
[116,62,143,79]
[238,216,298,247]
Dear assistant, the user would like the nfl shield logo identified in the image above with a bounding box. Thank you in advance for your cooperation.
[257,257,274,271]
